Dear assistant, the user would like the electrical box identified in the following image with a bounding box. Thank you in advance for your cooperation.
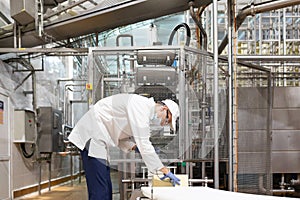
[14,110,36,143]
[37,107,64,153]
[10,0,36,25]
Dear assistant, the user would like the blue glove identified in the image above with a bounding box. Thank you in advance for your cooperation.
[160,172,181,186]
[154,147,161,154]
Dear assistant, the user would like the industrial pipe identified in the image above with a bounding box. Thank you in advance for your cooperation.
[218,0,300,54]
[188,1,208,50]
[63,83,86,125]
[213,0,219,189]
[116,34,134,81]
[189,177,213,187]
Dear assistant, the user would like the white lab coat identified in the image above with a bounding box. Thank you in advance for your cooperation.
[68,93,164,172]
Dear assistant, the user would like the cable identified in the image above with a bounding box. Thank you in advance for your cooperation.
[20,143,35,158]
[168,23,191,46]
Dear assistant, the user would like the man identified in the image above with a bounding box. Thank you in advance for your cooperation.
[68,93,180,200]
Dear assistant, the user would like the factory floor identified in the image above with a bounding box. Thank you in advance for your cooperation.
[17,178,121,200]
[17,179,88,200]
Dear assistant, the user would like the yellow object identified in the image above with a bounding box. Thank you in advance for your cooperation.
[86,83,93,90]
[152,174,188,187]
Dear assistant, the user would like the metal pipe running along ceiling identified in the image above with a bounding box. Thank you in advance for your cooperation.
[0,0,213,48]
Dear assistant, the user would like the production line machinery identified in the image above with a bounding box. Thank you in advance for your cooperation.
[86,28,229,198]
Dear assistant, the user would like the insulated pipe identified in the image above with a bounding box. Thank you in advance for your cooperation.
[218,0,300,54]
[188,1,208,50]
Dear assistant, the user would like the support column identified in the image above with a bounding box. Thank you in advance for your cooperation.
[212,0,219,189]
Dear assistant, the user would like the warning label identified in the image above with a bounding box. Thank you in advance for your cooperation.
[0,101,3,124]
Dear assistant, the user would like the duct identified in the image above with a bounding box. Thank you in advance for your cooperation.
[218,0,300,54]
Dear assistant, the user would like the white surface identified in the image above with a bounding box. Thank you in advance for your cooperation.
[141,187,293,200]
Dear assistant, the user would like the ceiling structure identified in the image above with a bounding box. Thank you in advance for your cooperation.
[0,0,213,48]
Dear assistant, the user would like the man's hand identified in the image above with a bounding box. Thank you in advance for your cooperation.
[160,172,181,186]
[131,145,140,153]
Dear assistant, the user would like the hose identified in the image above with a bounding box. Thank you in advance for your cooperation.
[168,23,191,46]
[20,143,35,158]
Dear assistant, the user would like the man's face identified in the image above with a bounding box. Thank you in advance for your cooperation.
[157,106,172,127]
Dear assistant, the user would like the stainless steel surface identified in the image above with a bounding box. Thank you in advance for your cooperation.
[136,50,176,66]
[37,107,63,153]
[237,87,268,109]
[272,131,300,151]
[238,86,300,176]
[213,0,219,189]
[273,87,300,108]
[238,152,269,174]
[238,131,268,152]
[238,128,270,175]
[0,0,213,48]
[10,0,35,25]
[272,109,300,130]
[236,86,272,193]
[136,67,176,86]
[238,109,268,130]
[272,152,300,173]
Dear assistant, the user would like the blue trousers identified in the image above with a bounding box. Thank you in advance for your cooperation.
[80,149,112,200]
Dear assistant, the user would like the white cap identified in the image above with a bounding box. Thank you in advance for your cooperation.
[162,99,180,132]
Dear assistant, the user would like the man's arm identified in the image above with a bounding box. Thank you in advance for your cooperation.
[131,145,168,174]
